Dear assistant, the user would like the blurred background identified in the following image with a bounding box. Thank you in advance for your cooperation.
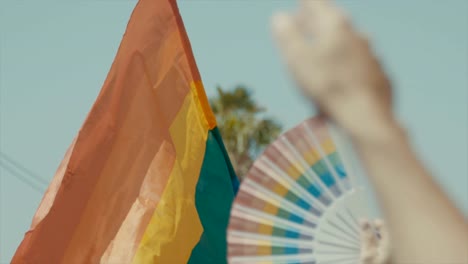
[0,0,467,262]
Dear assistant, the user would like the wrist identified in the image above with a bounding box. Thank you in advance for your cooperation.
[349,116,407,148]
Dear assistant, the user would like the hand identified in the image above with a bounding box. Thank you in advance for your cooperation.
[271,0,396,140]
[360,219,391,264]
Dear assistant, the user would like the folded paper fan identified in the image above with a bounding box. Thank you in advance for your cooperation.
[227,117,371,264]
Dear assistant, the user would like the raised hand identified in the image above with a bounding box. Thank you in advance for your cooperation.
[271,0,395,141]
[272,2,468,264]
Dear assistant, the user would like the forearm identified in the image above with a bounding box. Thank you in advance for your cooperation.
[352,120,468,263]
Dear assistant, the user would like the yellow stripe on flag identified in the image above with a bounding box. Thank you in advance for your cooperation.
[132,85,210,263]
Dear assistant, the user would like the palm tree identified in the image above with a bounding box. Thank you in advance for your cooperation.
[210,85,282,180]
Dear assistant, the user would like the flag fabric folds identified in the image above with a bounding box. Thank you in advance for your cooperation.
[12,0,238,263]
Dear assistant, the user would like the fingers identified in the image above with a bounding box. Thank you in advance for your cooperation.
[374,219,384,232]
[271,11,315,93]
[271,12,309,69]
[360,219,378,264]
[271,0,356,84]
[360,219,378,248]
[360,219,391,264]
[374,219,391,264]
[297,0,350,38]
[271,0,394,135]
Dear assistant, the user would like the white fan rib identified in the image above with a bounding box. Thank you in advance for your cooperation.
[317,240,360,252]
[324,218,360,242]
[345,207,360,228]
[318,256,360,264]
[335,210,360,237]
[229,253,316,264]
[231,205,315,235]
[243,179,319,223]
[228,231,313,248]
[277,137,336,200]
[314,250,358,256]
[303,123,346,194]
[328,124,356,189]
[320,229,360,247]
[258,157,327,211]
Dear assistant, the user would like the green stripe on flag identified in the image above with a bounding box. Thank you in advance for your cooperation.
[188,127,239,264]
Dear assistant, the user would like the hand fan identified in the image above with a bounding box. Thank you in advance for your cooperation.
[227,116,372,264]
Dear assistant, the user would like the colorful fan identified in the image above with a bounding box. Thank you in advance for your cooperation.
[227,116,372,264]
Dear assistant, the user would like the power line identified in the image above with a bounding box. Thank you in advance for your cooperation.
[0,152,49,193]
[0,161,46,193]
[0,152,49,186]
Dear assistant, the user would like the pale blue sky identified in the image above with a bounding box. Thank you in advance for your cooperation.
[0,0,467,262]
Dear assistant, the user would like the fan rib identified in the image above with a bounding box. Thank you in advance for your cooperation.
[320,229,360,247]
[326,218,360,242]
[346,207,360,228]
[228,231,313,247]
[318,256,360,264]
[259,157,327,211]
[229,253,316,263]
[328,125,357,189]
[302,124,346,195]
[336,210,360,237]
[314,250,358,256]
[232,205,315,235]
[243,179,319,223]
[317,240,360,252]
[277,137,335,201]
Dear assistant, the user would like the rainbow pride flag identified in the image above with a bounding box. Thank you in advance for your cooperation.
[12,0,239,263]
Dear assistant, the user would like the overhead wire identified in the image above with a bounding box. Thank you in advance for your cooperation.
[0,152,47,193]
